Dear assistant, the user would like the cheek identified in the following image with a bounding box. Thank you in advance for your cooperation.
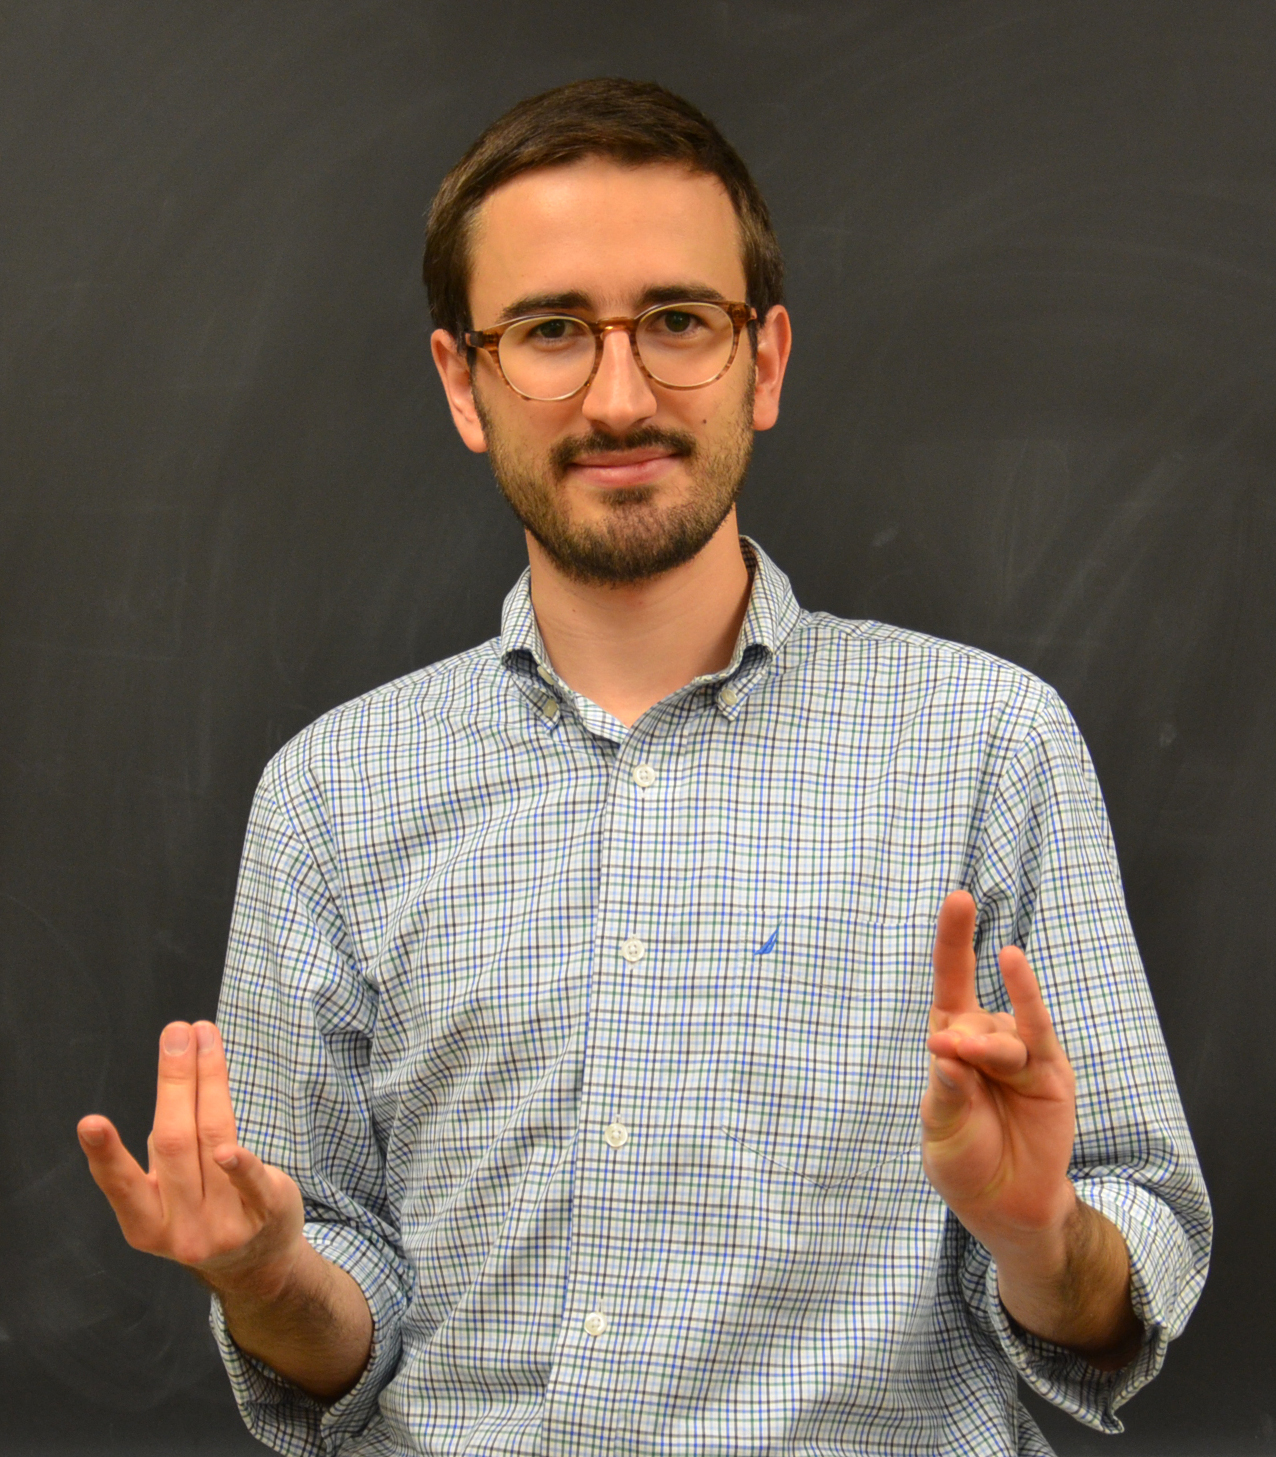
[480,394,574,461]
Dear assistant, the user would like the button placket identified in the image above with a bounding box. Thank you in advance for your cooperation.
[568,731,666,1382]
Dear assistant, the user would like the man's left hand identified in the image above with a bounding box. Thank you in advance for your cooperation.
[921,889,1077,1242]
[921,890,1143,1369]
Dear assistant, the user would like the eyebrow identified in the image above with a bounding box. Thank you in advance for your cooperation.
[496,282,730,322]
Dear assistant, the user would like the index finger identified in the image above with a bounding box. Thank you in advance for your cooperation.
[193,1021,239,1158]
[150,1021,205,1208]
[931,890,979,1017]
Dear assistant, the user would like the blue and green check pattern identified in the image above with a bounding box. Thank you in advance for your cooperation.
[212,541,1209,1457]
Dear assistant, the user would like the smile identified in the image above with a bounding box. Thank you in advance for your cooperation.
[565,449,682,488]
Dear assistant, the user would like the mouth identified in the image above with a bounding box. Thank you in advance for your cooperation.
[564,447,684,489]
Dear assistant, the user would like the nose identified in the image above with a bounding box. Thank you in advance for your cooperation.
[580,327,658,435]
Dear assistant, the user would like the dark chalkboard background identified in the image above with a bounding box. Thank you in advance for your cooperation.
[2,2,1273,1452]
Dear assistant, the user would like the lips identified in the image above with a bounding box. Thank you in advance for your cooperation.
[565,447,683,488]
[550,427,697,487]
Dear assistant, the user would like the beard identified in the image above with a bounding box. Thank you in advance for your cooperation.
[475,381,755,587]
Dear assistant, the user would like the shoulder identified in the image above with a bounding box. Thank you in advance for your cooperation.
[258,638,505,807]
[783,611,1078,744]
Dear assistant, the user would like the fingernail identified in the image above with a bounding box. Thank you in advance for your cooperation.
[195,1023,215,1052]
[81,1126,104,1147]
[215,1152,239,1170]
[162,1025,190,1055]
[935,1066,958,1091]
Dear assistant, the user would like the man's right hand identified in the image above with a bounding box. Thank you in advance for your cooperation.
[78,1020,373,1401]
[77,1020,305,1296]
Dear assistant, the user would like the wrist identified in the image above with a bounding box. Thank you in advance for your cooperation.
[217,1241,375,1401]
[990,1194,1142,1366]
[197,1230,312,1306]
[966,1178,1079,1275]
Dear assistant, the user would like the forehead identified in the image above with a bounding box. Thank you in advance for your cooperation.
[466,158,746,318]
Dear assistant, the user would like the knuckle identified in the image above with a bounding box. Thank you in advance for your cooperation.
[175,1225,254,1269]
[149,1130,192,1161]
[99,1174,135,1204]
[118,1220,163,1256]
[169,1238,211,1268]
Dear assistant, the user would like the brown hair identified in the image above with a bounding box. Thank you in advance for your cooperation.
[423,78,784,341]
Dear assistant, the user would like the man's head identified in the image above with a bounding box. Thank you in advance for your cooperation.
[426,79,791,587]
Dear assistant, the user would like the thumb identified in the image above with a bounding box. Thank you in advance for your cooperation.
[920,1055,978,1140]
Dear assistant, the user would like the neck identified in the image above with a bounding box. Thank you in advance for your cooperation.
[526,510,752,728]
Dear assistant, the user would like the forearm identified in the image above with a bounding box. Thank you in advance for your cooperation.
[217,1238,374,1402]
[991,1194,1142,1371]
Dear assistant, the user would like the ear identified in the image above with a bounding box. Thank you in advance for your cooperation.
[431,329,489,454]
[751,305,792,432]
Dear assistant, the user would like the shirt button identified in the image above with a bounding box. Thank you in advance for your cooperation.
[542,696,559,719]
[583,1311,608,1336]
[719,685,740,708]
[537,664,555,686]
[631,763,656,788]
[603,1121,630,1149]
[620,937,645,963]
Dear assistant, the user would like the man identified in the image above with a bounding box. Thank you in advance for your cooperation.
[78,79,1210,1455]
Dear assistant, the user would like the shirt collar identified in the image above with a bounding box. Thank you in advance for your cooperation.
[496,536,803,681]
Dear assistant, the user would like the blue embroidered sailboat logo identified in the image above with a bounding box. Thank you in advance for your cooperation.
[756,929,779,956]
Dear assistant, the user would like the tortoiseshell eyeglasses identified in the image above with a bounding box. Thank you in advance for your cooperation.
[463,300,756,402]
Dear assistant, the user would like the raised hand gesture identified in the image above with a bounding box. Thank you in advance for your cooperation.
[921,890,1077,1240]
[78,1021,305,1291]
[920,890,1141,1367]
[78,1021,371,1399]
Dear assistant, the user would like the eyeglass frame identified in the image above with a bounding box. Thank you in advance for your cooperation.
[461,300,758,402]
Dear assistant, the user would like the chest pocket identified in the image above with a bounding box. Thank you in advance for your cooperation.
[720,915,933,1190]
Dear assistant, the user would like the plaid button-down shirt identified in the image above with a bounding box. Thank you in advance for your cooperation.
[212,540,1209,1457]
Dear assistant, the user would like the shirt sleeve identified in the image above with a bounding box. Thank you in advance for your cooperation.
[211,749,412,1456]
[959,681,1212,1433]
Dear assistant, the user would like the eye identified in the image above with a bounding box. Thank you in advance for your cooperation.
[662,310,695,334]
[532,318,570,340]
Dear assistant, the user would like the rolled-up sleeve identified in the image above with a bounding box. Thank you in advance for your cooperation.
[211,749,413,1455]
[960,686,1212,1432]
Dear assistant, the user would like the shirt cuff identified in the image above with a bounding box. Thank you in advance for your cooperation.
[974,1179,1201,1433]
[210,1220,409,1456]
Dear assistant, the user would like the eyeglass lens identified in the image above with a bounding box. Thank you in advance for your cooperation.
[497,303,737,401]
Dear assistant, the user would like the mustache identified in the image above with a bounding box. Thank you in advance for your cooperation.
[550,426,697,476]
